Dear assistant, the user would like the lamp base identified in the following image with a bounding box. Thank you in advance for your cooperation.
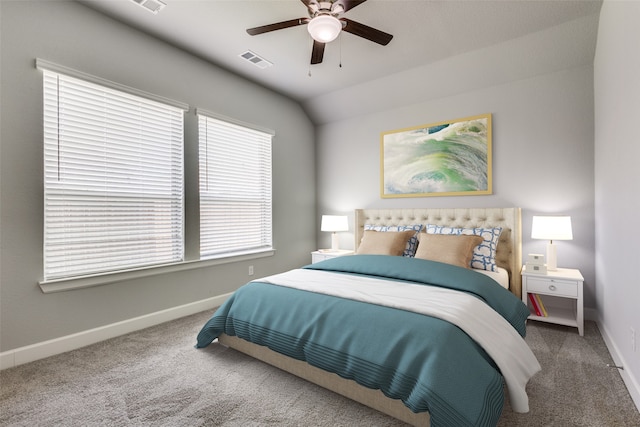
[331,232,340,251]
[546,242,558,271]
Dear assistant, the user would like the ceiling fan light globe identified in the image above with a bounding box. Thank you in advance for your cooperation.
[307,15,341,43]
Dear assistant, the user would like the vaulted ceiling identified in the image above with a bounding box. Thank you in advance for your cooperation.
[78,0,603,123]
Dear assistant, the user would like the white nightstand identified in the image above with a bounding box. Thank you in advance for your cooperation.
[311,250,354,263]
[522,265,584,336]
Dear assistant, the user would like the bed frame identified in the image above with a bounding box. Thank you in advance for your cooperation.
[219,207,522,426]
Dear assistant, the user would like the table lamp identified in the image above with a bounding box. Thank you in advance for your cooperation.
[321,215,348,251]
[531,215,573,271]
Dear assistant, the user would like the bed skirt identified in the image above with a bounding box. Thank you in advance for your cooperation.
[218,333,430,426]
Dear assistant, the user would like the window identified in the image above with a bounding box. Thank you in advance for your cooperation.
[197,111,273,258]
[41,64,185,281]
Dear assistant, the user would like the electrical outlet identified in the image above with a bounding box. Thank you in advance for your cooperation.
[631,327,636,353]
[248,265,254,276]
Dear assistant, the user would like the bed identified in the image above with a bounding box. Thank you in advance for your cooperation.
[196,207,540,426]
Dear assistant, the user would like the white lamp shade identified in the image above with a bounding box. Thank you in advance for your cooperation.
[307,15,342,43]
[531,215,572,271]
[531,216,573,241]
[321,215,348,232]
[321,215,348,251]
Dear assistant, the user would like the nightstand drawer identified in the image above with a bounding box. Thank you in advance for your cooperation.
[526,277,578,298]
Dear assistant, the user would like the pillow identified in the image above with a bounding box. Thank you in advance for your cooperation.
[356,230,416,256]
[414,233,484,269]
[425,224,503,272]
[363,224,423,257]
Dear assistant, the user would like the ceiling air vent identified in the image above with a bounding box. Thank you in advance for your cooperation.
[131,0,166,14]
[239,51,273,69]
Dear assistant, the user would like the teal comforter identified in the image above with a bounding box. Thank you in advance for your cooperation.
[196,255,530,426]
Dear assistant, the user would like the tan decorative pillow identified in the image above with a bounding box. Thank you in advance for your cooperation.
[356,230,416,256]
[414,233,484,268]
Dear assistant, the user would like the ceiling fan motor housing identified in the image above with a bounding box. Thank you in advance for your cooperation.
[308,1,344,18]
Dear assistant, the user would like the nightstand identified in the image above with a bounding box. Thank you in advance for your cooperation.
[311,250,354,263]
[522,265,584,336]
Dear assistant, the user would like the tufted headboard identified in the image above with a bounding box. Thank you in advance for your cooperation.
[355,208,522,298]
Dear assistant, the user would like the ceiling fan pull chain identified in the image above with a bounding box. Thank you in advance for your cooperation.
[308,35,313,77]
[339,33,343,68]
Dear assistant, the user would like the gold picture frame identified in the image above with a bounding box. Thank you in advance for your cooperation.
[380,113,492,198]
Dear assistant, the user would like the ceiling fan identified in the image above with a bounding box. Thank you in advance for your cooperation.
[246,0,393,65]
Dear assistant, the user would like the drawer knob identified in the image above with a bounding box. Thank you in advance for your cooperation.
[549,284,557,291]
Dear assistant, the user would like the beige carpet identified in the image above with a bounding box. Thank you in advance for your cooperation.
[1,310,638,426]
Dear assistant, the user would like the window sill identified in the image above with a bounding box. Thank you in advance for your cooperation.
[38,248,275,294]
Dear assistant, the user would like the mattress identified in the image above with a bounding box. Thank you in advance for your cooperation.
[475,266,510,288]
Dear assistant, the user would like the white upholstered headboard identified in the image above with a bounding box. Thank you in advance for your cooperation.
[355,208,522,298]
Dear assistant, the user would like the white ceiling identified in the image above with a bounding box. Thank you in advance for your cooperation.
[78,0,603,122]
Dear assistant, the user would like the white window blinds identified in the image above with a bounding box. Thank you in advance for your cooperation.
[198,112,273,258]
[42,69,185,280]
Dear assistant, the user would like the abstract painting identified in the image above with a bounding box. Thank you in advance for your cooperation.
[381,114,492,198]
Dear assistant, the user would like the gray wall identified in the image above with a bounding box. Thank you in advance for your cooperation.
[3,3,637,407]
[594,0,640,406]
[316,64,596,310]
[0,1,316,351]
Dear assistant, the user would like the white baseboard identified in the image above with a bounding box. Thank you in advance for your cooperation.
[0,293,231,371]
[597,317,640,413]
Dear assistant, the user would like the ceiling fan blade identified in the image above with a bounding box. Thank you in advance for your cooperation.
[311,40,325,64]
[341,18,393,45]
[247,18,307,36]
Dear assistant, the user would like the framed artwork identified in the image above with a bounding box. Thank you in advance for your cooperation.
[380,113,492,198]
